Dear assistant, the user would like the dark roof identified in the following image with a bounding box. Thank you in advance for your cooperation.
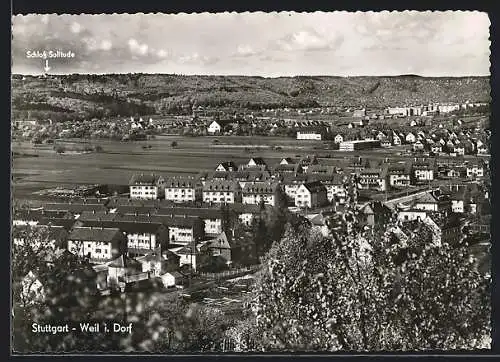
[228,202,269,214]
[305,165,336,175]
[217,161,238,170]
[202,180,241,192]
[248,157,267,166]
[273,164,300,172]
[78,210,118,221]
[164,176,198,188]
[43,203,107,213]
[81,220,164,234]
[108,254,142,270]
[242,182,278,195]
[129,173,163,186]
[68,227,122,242]
[155,207,223,219]
[310,174,344,185]
[302,181,327,193]
[38,217,77,230]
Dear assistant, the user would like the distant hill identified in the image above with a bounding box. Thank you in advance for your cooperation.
[11,74,490,121]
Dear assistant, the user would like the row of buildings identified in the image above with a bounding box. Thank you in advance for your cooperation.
[128,156,487,203]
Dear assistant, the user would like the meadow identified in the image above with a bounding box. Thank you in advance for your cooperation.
[12,134,481,200]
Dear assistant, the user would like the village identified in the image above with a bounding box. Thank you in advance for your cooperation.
[13,126,491,306]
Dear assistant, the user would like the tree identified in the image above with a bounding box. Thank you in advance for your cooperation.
[247,179,491,351]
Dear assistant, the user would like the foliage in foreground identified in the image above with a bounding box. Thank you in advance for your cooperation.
[246,198,491,351]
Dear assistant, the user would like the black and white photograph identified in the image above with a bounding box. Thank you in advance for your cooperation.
[11,10,492,353]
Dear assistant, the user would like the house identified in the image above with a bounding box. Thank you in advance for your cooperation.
[357,168,387,192]
[413,140,424,152]
[282,175,310,202]
[295,181,328,208]
[386,164,412,189]
[424,213,463,246]
[242,182,279,206]
[200,231,232,263]
[173,243,206,271]
[397,208,429,222]
[376,131,388,141]
[454,145,465,156]
[245,157,268,170]
[67,227,127,263]
[216,161,238,172]
[164,176,200,203]
[160,271,184,288]
[273,163,303,177]
[279,157,294,165]
[413,191,450,212]
[334,134,344,144]
[156,207,225,236]
[129,173,165,200]
[207,120,231,134]
[296,127,326,140]
[202,180,241,204]
[305,165,336,176]
[405,132,417,144]
[156,215,204,245]
[313,174,346,204]
[107,254,144,291]
[412,161,435,184]
[358,201,392,227]
[392,132,402,146]
[431,144,443,154]
[466,162,484,178]
[228,203,267,227]
[136,249,179,277]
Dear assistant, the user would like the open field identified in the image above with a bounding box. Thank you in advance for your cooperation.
[12,135,488,199]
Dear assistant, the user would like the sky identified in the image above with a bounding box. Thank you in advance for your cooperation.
[11,11,491,77]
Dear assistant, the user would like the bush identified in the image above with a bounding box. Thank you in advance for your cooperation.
[171,141,178,148]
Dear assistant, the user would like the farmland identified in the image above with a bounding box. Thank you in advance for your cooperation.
[12,134,488,200]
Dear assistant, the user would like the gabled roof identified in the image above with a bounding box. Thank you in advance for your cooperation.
[164,176,198,188]
[242,182,278,195]
[301,181,327,193]
[206,231,231,249]
[248,157,267,166]
[43,203,107,214]
[202,179,241,192]
[68,227,122,242]
[216,161,238,170]
[414,192,440,204]
[108,254,142,270]
[129,173,163,186]
[38,217,77,231]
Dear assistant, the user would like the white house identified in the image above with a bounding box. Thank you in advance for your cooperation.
[160,271,183,288]
[405,132,417,144]
[129,173,165,200]
[242,182,279,207]
[67,227,127,262]
[297,128,325,140]
[295,181,328,208]
[164,177,199,203]
[334,134,344,144]
[202,180,241,204]
[467,163,484,178]
[207,120,223,134]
